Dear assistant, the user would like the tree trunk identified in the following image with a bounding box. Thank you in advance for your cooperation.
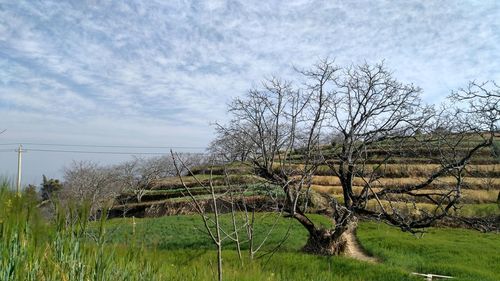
[302,228,347,255]
[302,219,357,256]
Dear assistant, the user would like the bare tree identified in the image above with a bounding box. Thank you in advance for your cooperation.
[113,156,175,203]
[171,152,231,281]
[214,60,341,254]
[450,81,499,132]
[62,160,120,217]
[213,59,498,255]
[208,127,253,162]
[171,151,285,280]
[221,169,285,261]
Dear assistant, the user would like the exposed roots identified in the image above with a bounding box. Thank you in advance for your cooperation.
[302,231,347,256]
[302,227,379,263]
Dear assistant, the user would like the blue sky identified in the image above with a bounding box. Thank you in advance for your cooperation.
[0,0,499,184]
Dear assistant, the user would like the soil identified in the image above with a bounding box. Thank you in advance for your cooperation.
[344,230,379,263]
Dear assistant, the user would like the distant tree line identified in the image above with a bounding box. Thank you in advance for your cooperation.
[37,154,207,218]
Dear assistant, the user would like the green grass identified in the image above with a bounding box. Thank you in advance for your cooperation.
[358,222,500,281]
[0,185,163,281]
[103,212,313,251]
[0,185,413,281]
[457,203,500,217]
[2,179,499,281]
[138,249,416,281]
[102,214,500,281]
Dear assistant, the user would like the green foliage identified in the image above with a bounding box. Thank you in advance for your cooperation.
[40,174,62,201]
[24,184,38,199]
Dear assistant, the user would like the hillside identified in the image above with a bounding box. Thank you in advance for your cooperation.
[111,136,500,225]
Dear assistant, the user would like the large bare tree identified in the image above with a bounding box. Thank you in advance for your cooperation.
[214,59,498,255]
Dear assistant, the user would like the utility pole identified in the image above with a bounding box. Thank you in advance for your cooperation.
[16,144,23,196]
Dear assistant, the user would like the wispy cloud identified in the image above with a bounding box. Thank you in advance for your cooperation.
[0,0,499,181]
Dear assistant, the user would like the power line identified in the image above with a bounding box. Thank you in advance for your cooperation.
[0,148,207,155]
[25,148,173,155]
[0,142,206,149]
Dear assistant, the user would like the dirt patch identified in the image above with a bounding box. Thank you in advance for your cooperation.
[344,230,379,263]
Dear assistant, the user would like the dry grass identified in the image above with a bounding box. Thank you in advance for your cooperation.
[461,189,500,203]
[311,185,499,204]
[311,185,376,195]
[312,164,500,178]
[366,164,500,178]
[152,174,262,189]
[362,199,499,217]
[312,175,500,190]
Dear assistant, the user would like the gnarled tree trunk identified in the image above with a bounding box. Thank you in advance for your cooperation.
[302,228,348,255]
[297,213,357,256]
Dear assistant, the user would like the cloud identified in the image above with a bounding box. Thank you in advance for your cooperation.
[0,0,499,181]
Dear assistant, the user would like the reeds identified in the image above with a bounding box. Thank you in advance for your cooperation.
[0,182,162,281]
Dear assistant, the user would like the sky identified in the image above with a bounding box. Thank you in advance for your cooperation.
[0,0,499,185]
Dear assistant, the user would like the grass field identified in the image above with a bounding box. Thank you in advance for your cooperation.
[101,214,500,281]
[358,223,500,281]
[1,184,499,280]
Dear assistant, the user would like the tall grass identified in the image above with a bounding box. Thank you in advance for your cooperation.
[0,182,163,281]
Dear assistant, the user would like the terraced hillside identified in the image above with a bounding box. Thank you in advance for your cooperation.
[111,137,500,223]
